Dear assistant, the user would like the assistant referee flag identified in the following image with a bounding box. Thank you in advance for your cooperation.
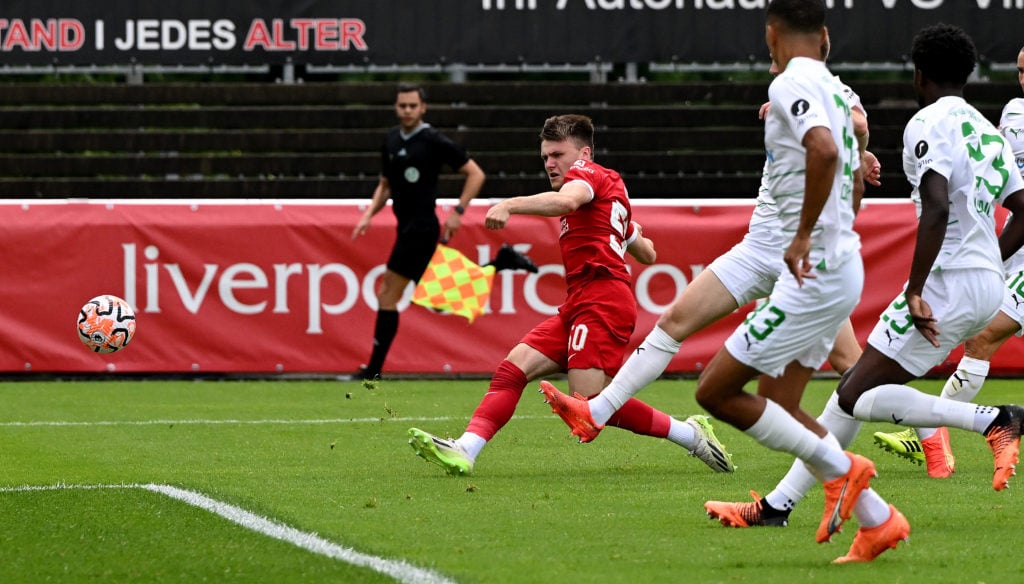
[412,244,495,323]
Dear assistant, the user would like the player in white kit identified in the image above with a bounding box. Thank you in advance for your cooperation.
[706,25,1024,560]
[872,43,1024,477]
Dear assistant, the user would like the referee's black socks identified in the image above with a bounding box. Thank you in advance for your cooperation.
[365,309,400,378]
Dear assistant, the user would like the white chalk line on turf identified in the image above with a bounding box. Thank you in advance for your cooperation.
[0,415,549,428]
[0,483,455,584]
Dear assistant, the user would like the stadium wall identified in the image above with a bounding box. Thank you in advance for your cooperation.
[5,198,1020,377]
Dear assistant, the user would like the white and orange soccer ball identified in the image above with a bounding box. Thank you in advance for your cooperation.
[77,295,136,353]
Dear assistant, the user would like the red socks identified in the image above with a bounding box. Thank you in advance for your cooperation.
[465,360,528,440]
[607,398,671,438]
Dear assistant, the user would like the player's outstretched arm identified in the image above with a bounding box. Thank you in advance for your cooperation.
[484,182,591,230]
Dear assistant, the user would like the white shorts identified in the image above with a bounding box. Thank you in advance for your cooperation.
[868,269,1003,376]
[707,226,786,307]
[1000,269,1024,337]
[724,255,864,378]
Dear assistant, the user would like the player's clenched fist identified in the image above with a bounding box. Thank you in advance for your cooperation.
[485,202,511,230]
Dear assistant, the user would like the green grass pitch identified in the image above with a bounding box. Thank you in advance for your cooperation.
[0,377,1020,583]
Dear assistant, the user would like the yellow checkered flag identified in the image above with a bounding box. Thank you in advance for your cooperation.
[412,244,496,323]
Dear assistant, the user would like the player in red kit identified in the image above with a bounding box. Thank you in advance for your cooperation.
[407,114,735,476]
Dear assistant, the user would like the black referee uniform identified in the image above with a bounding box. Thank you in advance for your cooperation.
[357,122,474,380]
[381,123,470,281]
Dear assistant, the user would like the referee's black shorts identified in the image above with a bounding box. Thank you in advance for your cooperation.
[387,218,441,281]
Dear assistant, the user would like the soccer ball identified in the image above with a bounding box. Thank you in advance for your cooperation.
[77,295,136,353]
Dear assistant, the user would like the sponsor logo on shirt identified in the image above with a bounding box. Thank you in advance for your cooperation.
[790,99,810,117]
[404,167,421,183]
[572,159,594,174]
[914,140,929,159]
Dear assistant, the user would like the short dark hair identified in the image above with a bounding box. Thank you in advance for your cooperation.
[540,114,595,151]
[766,0,825,34]
[911,24,977,86]
[396,82,427,102]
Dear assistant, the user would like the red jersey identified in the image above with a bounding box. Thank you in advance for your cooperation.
[558,159,637,293]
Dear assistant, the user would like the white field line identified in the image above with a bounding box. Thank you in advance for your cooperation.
[0,415,549,428]
[0,483,456,584]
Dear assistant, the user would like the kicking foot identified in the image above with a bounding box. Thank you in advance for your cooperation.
[538,380,603,443]
[684,415,735,473]
[408,428,474,476]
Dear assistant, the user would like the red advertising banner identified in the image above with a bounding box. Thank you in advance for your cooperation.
[2,199,1021,376]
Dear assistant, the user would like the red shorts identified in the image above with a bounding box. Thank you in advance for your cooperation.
[520,278,636,376]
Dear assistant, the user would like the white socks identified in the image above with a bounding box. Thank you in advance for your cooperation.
[817,391,863,447]
[589,325,681,425]
[915,356,992,440]
[765,393,863,510]
[456,432,487,461]
[853,383,999,434]
[765,432,841,511]
[744,399,849,479]
[942,356,991,402]
[852,488,892,528]
[666,417,697,449]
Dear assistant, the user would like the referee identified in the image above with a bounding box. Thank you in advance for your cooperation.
[351,83,486,380]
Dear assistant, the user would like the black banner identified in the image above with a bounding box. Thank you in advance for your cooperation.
[0,1,1021,67]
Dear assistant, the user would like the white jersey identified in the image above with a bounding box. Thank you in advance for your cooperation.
[763,57,860,270]
[749,160,779,230]
[750,77,863,234]
[836,75,864,118]
[1000,97,1024,276]
[902,96,1024,275]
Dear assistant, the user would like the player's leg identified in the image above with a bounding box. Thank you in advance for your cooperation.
[578,237,777,427]
[409,319,562,476]
[659,231,782,342]
[764,317,862,511]
[704,359,830,528]
[700,353,823,527]
[944,309,1021,402]
[702,260,887,542]
[542,282,735,471]
[696,343,878,545]
[360,269,411,379]
[712,317,862,524]
[361,223,438,379]
[560,366,735,472]
[838,271,1024,490]
[843,348,1024,491]
[757,360,822,432]
[875,297,1022,476]
[826,318,861,375]
[705,386,876,529]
